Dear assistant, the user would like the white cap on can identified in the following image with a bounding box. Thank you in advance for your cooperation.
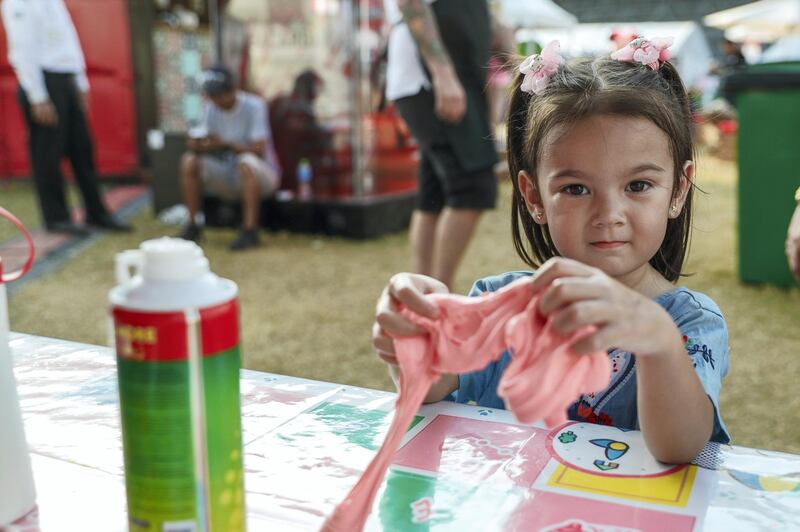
[138,237,209,281]
[111,238,236,311]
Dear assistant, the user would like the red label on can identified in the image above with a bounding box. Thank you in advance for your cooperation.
[112,299,239,361]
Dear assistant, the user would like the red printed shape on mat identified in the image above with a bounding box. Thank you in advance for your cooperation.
[506,490,695,532]
[393,414,552,488]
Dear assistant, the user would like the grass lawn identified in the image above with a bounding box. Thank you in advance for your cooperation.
[3,153,799,453]
[0,180,42,239]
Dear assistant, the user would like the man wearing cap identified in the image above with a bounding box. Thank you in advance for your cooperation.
[1,0,131,235]
[178,67,281,251]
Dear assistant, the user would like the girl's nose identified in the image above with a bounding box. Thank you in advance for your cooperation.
[591,194,625,227]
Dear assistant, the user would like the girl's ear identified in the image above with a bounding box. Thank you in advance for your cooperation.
[518,170,547,225]
[669,161,694,219]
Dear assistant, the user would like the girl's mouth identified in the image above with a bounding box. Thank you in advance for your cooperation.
[590,241,627,249]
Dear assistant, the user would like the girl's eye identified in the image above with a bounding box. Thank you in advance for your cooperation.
[562,184,588,195]
[627,180,652,193]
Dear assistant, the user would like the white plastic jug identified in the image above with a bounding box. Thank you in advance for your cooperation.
[0,207,37,526]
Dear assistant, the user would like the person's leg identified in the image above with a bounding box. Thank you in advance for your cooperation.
[410,210,438,277]
[238,160,261,231]
[175,152,207,241]
[17,80,70,228]
[395,92,450,277]
[179,152,202,223]
[431,161,497,291]
[409,153,443,276]
[431,208,483,289]
[229,154,271,251]
[62,76,110,223]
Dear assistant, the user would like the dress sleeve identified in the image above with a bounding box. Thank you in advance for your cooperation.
[675,298,731,444]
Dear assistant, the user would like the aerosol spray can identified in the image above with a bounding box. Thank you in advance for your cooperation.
[109,237,245,531]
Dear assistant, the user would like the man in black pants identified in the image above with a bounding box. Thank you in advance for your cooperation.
[2,0,130,235]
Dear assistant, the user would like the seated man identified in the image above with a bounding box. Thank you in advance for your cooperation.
[269,69,329,191]
[178,66,281,250]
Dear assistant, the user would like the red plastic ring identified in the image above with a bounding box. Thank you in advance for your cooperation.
[0,207,36,283]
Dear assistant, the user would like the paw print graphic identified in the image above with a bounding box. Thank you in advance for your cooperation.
[558,431,578,444]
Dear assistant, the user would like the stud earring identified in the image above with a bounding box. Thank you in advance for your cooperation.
[670,205,679,216]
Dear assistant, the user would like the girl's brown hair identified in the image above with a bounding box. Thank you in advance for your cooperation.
[506,56,695,282]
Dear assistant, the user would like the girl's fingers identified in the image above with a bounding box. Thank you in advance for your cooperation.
[372,322,399,365]
[537,277,607,316]
[375,273,446,339]
[529,257,596,295]
[375,287,422,337]
[549,300,610,336]
[375,307,425,336]
[389,274,445,319]
[371,322,396,355]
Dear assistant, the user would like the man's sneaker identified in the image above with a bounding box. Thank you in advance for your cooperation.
[178,224,203,242]
[229,228,259,251]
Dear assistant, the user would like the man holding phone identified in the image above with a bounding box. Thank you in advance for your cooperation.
[178,66,281,251]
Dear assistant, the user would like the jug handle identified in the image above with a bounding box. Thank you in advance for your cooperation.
[115,250,144,284]
[0,207,36,283]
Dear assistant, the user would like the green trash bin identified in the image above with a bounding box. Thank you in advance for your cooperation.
[722,62,800,287]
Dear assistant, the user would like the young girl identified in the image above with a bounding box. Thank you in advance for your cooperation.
[372,39,730,464]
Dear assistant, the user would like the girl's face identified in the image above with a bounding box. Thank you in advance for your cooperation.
[519,114,692,290]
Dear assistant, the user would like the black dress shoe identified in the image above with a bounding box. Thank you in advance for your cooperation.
[45,221,91,237]
[86,214,132,232]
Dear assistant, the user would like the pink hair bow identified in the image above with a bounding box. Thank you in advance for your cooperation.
[611,36,674,70]
[519,40,564,95]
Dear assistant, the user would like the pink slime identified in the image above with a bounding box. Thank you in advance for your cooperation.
[322,277,611,531]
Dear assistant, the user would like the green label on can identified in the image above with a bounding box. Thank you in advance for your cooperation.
[113,301,245,531]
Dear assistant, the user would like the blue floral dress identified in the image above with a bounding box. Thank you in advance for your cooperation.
[453,271,731,444]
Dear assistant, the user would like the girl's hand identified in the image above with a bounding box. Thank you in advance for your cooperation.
[530,258,678,357]
[372,273,449,366]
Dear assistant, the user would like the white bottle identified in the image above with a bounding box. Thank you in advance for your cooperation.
[109,237,245,531]
[0,209,37,526]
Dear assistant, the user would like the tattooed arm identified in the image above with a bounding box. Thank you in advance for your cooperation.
[397,0,465,123]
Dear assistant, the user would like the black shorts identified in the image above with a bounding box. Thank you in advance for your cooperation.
[395,90,497,213]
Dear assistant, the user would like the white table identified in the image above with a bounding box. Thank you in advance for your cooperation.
[7,333,800,531]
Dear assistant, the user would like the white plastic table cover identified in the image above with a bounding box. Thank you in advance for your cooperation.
[6,333,800,531]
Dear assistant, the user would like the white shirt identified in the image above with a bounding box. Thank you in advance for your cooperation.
[202,92,281,176]
[383,0,435,101]
[1,0,89,104]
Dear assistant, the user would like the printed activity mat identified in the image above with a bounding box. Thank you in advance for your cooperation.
[245,382,800,531]
[9,333,800,531]
[367,406,713,531]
